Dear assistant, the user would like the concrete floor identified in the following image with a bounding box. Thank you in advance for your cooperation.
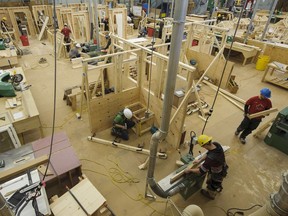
[16,37,288,216]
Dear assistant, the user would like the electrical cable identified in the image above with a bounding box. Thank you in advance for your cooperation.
[41,0,58,182]
[19,0,58,215]
[201,0,248,135]
[80,157,167,215]
[146,5,158,116]
[226,204,262,216]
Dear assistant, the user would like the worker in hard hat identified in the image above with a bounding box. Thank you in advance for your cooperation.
[111,108,135,140]
[235,88,272,144]
[69,43,82,59]
[1,17,9,32]
[185,134,227,200]
[61,23,72,52]
[101,33,111,52]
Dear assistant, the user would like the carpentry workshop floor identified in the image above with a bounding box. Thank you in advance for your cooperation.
[17,38,288,216]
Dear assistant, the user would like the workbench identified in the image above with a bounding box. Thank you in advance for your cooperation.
[0,145,50,216]
[31,132,82,187]
[0,132,82,197]
[0,45,18,67]
[261,62,288,89]
[225,42,261,65]
[0,67,42,143]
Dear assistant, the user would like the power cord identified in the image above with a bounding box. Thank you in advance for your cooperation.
[226,204,263,216]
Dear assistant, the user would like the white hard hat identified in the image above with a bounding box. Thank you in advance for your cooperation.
[123,108,133,119]
[75,43,81,48]
[64,23,67,26]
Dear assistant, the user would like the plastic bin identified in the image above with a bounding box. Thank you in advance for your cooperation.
[147,27,154,37]
[20,35,29,46]
[256,55,270,71]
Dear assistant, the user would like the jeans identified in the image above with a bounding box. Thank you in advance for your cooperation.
[237,116,261,139]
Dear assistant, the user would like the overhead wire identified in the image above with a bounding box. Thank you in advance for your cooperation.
[201,0,248,134]
[41,0,57,183]
[19,0,58,215]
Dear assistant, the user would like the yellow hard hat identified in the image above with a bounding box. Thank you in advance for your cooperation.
[198,134,212,147]
[2,17,7,21]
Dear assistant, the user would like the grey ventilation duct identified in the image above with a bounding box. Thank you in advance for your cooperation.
[249,171,288,216]
[145,0,188,198]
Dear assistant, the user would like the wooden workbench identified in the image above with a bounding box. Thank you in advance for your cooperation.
[0,67,42,142]
[0,46,18,67]
[32,132,82,187]
[262,62,288,89]
[225,42,261,65]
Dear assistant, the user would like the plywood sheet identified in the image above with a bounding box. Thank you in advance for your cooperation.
[89,87,140,133]
[50,178,106,216]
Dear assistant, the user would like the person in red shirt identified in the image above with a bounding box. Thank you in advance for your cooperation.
[235,88,272,144]
[61,23,72,52]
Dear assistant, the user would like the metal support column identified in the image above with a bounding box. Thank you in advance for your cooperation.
[261,0,279,41]
[244,0,259,43]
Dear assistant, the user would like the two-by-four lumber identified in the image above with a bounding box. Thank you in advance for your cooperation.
[202,80,245,104]
[248,108,278,119]
[170,145,230,183]
[253,117,275,138]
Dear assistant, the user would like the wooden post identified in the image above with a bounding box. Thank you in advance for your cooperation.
[87,136,167,159]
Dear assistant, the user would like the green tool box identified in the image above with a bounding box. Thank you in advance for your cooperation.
[264,107,288,155]
[0,39,6,50]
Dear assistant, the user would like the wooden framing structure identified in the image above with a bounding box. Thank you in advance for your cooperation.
[31,5,53,33]
[108,7,127,39]
[72,11,90,42]
[80,18,236,148]
[8,7,36,40]
[67,3,88,12]
[0,7,37,42]
[262,62,288,89]
[47,29,65,59]
[80,33,196,148]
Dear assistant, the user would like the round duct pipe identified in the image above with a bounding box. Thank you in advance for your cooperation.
[182,205,204,216]
[270,171,288,215]
[249,171,288,216]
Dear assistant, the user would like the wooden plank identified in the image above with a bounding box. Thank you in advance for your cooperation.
[193,80,205,118]
[170,146,230,183]
[0,155,48,184]
[50,178,106,216]
[248,108,278,119]
[202,80,245,104]
[253,118,275,138]
[38,16,49,41]
[88,136,167,158]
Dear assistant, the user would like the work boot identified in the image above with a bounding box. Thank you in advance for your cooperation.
[240,137,246,144]
[200,189,215,200]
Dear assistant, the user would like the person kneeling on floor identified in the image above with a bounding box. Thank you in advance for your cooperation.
[185,134,228,200]
[69,43,82,59]
[111,108,135,140]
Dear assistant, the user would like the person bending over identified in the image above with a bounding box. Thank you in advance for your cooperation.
[185,134,227,200]
[111,108,135,140]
